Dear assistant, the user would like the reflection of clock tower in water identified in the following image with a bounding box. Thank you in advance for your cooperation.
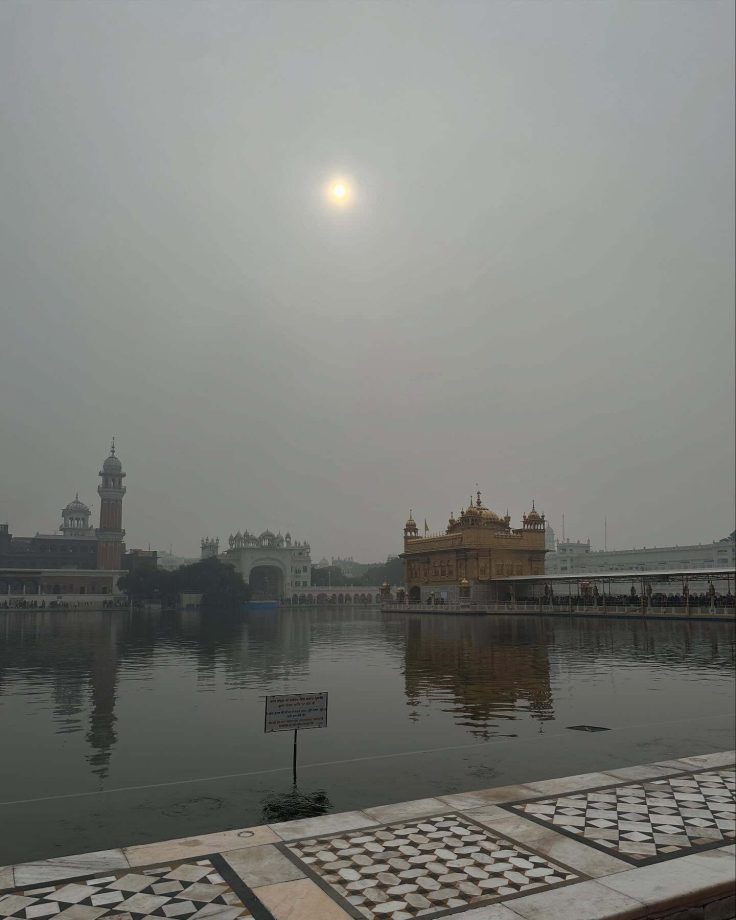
[96,439,126,570]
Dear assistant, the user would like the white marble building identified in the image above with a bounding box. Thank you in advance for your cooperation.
[545,533,735,575]
[202,529,312,599]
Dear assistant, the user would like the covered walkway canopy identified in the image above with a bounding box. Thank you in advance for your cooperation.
[495,566,735,604]
[498,566,735,585]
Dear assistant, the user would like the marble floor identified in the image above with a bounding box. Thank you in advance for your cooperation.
[506,766,735,866]
[1,752,734,920]
[0,859,254,920]
[286,812,579,918]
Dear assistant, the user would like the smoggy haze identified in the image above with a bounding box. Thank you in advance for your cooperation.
[1,0,734,560]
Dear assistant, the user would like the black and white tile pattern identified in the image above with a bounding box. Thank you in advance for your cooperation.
[0,859,253,920]
[507,767,736,865]
[286,812,579,919]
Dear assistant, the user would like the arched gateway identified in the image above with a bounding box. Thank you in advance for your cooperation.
[201,529,312,599]
[246,560,287,600]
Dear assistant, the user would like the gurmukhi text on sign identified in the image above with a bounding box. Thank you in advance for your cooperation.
[264,692,328,733]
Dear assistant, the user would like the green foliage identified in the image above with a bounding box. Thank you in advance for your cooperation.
[118,558,250,609]
[310,556,405,588]
[310,565,350,587]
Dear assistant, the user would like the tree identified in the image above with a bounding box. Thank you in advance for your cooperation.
[310,566,350,587]
[354,556,404,586]
[310,557,405,587]
[117,568,174,604]
[118,558,250,609]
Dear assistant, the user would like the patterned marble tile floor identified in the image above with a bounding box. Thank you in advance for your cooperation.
[2,752,735,920]
[286,812,579,918]
[505,766,735,866]
[0,858,255,920]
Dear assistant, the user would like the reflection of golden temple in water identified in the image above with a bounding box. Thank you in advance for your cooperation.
[402,616,554,738]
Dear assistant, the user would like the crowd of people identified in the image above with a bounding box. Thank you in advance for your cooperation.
[0,597,131,610]
[395,584,735,610]
[536,591,734,609]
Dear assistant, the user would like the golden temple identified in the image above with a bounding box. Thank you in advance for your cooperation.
[401,490,547,603]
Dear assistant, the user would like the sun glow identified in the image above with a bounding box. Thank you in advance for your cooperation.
[326,177,353,207]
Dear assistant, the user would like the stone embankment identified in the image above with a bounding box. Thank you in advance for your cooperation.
[2,751,734,920]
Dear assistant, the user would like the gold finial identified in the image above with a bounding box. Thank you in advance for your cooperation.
[110,436,116,456]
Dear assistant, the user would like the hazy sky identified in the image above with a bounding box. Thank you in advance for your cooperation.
[1,0,734,561]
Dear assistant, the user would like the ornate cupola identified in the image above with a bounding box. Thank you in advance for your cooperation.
[201,537,219,558]
[61,493,93,535]
[522,500,545,531]
[404,511,419,538]
[457,489,505,529]
[96,438,126,570]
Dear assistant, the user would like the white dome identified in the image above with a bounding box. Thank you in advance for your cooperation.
[102,453,122,473]
[63,494,90,514]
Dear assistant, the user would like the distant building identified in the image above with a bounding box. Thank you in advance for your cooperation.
[157,551,198,571]
[203,529,312,600]
[123,549,158,573]
[200,538,219,559]
[401,491,547,603]
[545,538,591,573]
[0,442,128,597]
[545,533,736,575]
[329,556,373,578]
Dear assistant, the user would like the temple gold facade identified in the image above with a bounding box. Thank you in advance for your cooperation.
[401,491,546,603]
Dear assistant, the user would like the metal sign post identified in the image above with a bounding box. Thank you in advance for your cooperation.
[264,692,328,785]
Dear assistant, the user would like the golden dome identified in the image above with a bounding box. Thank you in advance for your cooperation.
[461,491,503,525]
[526,500,542,521]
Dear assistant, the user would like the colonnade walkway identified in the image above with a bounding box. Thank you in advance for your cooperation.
[1,751,733,920]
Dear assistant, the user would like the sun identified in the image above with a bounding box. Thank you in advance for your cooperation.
[326,177,353,207]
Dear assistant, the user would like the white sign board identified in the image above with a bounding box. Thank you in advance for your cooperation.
[264,692,328,733]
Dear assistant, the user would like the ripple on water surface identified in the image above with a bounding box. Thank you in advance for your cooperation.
[0,607,733,864]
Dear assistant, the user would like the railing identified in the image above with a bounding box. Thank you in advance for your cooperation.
[381,600,735,619]
[1,594,129,611]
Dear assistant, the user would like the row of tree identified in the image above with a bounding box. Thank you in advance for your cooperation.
[310,556,403,587]
[118,555,403,606]
[118,558,250,609]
